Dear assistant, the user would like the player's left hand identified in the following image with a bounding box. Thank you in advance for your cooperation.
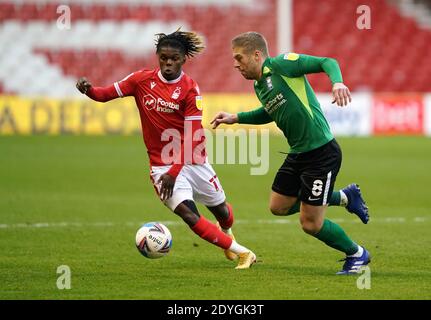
[158,173,176,200]
[332,83,352,107]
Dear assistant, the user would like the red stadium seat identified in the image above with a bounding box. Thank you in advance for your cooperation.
[294,0,431,92]
[0,0,429,94]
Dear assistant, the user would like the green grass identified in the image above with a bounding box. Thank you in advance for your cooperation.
[1,135,430,299]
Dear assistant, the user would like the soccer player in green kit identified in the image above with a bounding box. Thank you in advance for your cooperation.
[211,32,370,274]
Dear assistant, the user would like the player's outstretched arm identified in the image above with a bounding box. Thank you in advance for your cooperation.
[211,107,273,129]
[278,55,352,107]
[211,112,238,129]
[274,54,351,107]
[76,77,120,102]
[331,82,352,107]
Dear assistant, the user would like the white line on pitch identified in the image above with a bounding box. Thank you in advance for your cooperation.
[0,217,428,229]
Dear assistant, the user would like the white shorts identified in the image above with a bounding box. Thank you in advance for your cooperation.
[150,162,226,211]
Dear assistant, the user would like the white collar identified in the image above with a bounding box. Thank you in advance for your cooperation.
[157,70,184,84]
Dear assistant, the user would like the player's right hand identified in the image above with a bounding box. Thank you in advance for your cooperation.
[76,77,92,94]
[210,112,238,129]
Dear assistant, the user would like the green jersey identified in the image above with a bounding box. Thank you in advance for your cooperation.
[238,53,343,153]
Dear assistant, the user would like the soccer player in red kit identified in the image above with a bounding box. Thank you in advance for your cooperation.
[76,29,256,269]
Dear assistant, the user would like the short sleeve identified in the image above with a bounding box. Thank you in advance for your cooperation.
[184,83,203,120]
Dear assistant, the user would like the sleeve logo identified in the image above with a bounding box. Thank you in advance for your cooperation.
[195,96,203,110]
[283,53,299,61]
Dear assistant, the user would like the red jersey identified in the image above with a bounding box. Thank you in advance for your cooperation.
[88,69,206,169]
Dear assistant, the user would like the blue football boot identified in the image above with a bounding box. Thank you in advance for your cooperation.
[342,184,369,224]
[336,247,371,275]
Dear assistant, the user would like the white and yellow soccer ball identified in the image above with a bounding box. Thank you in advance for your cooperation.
[135,222,172,259]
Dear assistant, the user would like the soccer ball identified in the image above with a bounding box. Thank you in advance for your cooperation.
[135,222,172,259]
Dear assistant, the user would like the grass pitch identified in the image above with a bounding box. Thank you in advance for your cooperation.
[0,135,430,299]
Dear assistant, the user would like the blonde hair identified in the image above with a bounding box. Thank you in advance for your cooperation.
[232,32,269,56]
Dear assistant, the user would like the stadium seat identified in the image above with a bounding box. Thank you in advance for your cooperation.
[0,0,429,95]
[294,0,431,92]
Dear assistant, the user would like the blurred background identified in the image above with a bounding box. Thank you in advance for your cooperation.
[0,0,430,136]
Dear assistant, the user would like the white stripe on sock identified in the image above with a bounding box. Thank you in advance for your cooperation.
[339,190,348,207]
[348,245,364,258]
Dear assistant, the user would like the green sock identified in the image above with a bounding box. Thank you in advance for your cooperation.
[313,219,358,255]
[328,191,341,206]
[287,191,342,215]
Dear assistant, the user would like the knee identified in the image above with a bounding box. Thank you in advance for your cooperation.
[215,203,229,219]
[300,217,321,235]
[270,205,289,216]
[175,201,200,227]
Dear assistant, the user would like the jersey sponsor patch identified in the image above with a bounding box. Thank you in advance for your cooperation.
[143,94,157,110]
[284,53,299,61]
[195,96,203,110]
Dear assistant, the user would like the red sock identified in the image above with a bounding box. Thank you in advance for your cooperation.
[217,202,234,230]
[191,215,233,249]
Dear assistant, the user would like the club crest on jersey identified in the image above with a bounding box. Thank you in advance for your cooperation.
[195,96,203,110]
[266,77,273,90]
[171,87,181,99]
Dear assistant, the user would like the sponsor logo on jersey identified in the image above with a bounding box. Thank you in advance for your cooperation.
[156,98,179,113]
[143,94,179,113]
[143,94,157,110]
[265,93,286,114]
[171,87,181,99]
[195,96,203,110]
[150,81,156,89]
